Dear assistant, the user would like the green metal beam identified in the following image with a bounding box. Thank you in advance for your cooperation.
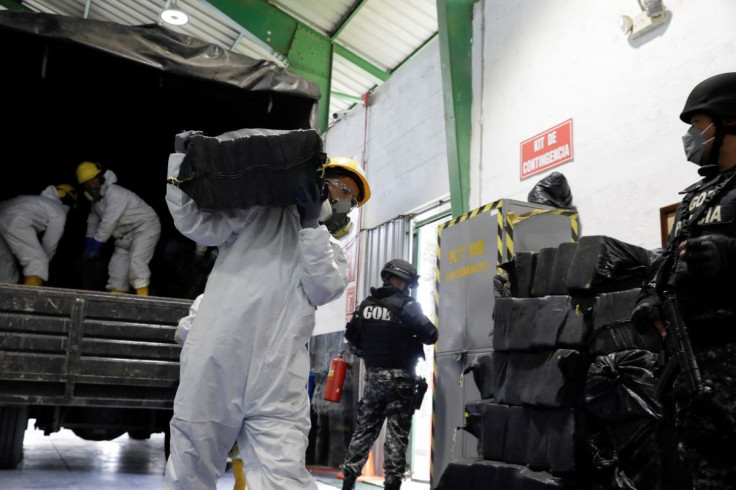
[333,44,389,82]
[332,92,362,103]
[206,0,299,57]
[437,0,474,217]
[287,23,332,131]
[205,0,392,134]
[330,0,368,40]
[0,0,30,10]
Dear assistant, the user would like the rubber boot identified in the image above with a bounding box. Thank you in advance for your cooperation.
[110,289,129,294]
[384,480,401,490]
[23,275,44,286]
[136,286,149,296]
[232,458,247,490]
[341,474,357,490]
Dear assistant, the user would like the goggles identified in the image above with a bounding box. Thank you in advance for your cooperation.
[327,179,359,209]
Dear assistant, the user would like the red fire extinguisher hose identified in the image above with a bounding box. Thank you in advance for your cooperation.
[324,350,348,403]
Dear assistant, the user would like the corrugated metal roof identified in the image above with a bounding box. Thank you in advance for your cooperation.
[12,0,437,117]
[336,0,437,71]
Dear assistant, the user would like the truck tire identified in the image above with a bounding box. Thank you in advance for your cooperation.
[128,430,151,440]
[0,405,28,469]
[71,427,126,441]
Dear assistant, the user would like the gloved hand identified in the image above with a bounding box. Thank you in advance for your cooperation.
[682,234,736,277]
[295,180,327,229]
[174,130,203,153]
[631,290,663,334]
[83,237,104,259]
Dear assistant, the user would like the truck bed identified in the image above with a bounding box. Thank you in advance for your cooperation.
[0,284,191,410]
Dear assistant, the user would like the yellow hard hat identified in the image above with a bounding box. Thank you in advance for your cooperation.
[76,161,102,184]
[323,157,371,207]
[56,184,77,200]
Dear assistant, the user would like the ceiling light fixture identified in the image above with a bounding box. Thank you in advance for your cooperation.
[160,0,189,26]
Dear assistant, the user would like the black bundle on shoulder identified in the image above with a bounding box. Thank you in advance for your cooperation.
[175,128,326,210]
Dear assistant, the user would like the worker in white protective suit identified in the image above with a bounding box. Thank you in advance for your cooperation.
[175,292,248,490]
[163,130,371,490]
[76,161,161,296]
[0,184,77,286]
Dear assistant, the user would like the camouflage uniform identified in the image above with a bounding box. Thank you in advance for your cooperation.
[341,284,438,490]
[341,368,416,484]
[675,343,736,488]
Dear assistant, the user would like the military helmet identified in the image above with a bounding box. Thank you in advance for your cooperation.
[380,259,419,288]
[680,72,736,123]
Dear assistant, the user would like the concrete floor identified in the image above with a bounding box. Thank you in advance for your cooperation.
[0,420,429,490]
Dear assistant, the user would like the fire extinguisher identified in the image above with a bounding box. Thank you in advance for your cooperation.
[324,350,348,403]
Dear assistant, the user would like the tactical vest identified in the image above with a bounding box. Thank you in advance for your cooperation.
[663,167,736,332]
[353,294,424,370]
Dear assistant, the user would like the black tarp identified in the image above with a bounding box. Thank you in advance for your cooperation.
[0,11,320,297]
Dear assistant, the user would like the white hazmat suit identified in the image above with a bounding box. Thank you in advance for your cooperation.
[85,169,161,291]
[164,152,348,489]
[0,185,71,283]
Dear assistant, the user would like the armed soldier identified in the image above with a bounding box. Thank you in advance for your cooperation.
[341,259,438,490]
[632,73,736,488]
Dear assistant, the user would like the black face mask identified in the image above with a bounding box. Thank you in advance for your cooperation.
[324,212,352,238]
[320,198,356,238]
[84,187,103,202]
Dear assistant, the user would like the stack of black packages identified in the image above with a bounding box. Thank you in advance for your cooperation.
[172,127,327,210]
[437,235,662,489]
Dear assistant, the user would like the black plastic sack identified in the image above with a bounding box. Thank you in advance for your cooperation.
[584,350,661,422]
[176,128,326,210]
[527,172,575,210]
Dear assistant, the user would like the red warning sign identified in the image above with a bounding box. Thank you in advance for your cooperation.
[520,119,574,180]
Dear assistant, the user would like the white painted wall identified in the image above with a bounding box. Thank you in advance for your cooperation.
[473,0,736,250]
[326,37,450,231]
[315,38,450,335]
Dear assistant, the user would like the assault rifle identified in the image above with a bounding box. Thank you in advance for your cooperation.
[655,292,710,400]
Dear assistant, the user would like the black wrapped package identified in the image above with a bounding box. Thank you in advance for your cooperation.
[435,458,478,490]
[527,171,576,210]
[548,242,578,295]
[500,251,538,298]
[494,296,572,351]
[480,403,582,475]
[557,298,594,349]
[530,247,557,297]
[565,236,651,294]
[584,350,661,423]
[588,290,662,355]
[464,398,496,440]
[473,460,580,489]
[479,402,512,461]
[471,459,518,489]
[462,353,495,399]
[492,349,588,408]
[516,466,581,489]
[175,128,326,210]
